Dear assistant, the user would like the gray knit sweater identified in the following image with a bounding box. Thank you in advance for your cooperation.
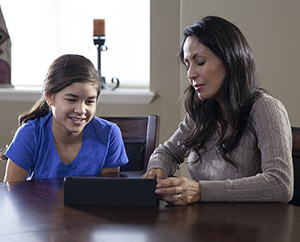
[147,94,293,202]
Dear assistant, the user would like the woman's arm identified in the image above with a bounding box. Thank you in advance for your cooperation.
[146,95,293,204]
[3,159,28,182]
[146,114,193,176]
[199,95,293,203]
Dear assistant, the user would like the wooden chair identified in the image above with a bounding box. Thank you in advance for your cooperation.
[289,127,300,206]
[101,115,160,172]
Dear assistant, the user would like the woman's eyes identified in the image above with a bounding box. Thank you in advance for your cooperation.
[185,61,206,70]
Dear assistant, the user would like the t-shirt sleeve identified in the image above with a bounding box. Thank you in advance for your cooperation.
[5,124,36,171]
[103,123,128,168]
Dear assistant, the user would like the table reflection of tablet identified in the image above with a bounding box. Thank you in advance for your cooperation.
[63,177,158,207]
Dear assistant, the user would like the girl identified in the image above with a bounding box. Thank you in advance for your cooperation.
[3,54,128,182]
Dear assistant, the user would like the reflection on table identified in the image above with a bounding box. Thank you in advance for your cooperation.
[1,173,300,242]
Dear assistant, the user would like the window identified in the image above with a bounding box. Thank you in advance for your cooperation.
[1,0,150,88]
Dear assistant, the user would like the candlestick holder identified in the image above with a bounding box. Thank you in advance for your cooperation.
[93,36,119,90]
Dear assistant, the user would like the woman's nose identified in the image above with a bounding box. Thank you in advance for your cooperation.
[188,64,198,82]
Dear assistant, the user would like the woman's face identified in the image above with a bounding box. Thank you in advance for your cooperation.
[183,36,226,102]
[45,82,98,137]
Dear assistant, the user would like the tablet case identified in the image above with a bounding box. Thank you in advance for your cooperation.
[63,177,158,207]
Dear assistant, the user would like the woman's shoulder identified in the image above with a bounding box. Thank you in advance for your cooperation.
[251,92,290,128]
[252,92,287,113]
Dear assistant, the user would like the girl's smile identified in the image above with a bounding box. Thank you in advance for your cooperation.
[45,82,98,137]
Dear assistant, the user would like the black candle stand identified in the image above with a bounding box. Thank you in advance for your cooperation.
[93,36,119,90]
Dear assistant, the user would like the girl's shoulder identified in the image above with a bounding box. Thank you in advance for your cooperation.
[90,116,118,129]
[17,113,52,134]
[7,114,52,155]
[87,116,121,136]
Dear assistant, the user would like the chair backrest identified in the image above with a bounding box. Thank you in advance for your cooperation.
[101,115,160,172]
[290,127,300,206]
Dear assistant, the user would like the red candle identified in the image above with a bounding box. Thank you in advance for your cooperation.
[93,19,105,36]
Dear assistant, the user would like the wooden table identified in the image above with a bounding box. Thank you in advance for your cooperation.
[1,173,300,242]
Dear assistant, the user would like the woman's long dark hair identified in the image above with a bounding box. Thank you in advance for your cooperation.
[1,54,100,160]
[178,16,265,166]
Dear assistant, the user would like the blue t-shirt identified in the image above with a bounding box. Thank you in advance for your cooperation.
[5,113,128,180]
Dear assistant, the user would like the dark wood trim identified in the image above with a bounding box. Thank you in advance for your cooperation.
[292,127,300,157]
[101,115,160,171]
[290,127,300,206]
[145,115,160,170]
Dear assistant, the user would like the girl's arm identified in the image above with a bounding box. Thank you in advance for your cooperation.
[3,159,28,182]
[101,167,120,174]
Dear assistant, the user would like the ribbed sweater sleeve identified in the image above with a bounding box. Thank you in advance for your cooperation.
[147,114,193,175]
[147,94,293,203]
[200,95,293,202]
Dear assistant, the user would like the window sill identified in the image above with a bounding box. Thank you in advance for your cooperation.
[0,87,155,105]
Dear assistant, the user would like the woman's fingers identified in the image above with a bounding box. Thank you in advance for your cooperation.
[156,177,180,188]
[142,168,168,182]
[155,177,201,205]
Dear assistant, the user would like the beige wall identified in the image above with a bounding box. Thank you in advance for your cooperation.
[181,0,300,128]
[1,0,300,180]
[178,0,300,177]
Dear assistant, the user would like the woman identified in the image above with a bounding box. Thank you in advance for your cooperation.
[142,16,293,205]
[3,54,128,182]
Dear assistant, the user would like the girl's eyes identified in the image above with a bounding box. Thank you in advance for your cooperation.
[65,99,95,104]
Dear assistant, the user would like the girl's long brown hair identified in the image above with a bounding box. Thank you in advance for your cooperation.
[1,54,100,160]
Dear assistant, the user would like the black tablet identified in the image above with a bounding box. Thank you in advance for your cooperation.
[63,176,158,207]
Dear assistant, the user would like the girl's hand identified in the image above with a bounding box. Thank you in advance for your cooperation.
[142,168,168,183]
[155,177,201,205]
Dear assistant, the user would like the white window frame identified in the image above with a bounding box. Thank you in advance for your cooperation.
[0,0,154,104]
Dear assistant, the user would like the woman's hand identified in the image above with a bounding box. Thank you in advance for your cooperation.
[155,177,201,205]
[142,168,168,183]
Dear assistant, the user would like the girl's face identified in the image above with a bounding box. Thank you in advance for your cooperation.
[45,82,98,137]
[183,36,226,102]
